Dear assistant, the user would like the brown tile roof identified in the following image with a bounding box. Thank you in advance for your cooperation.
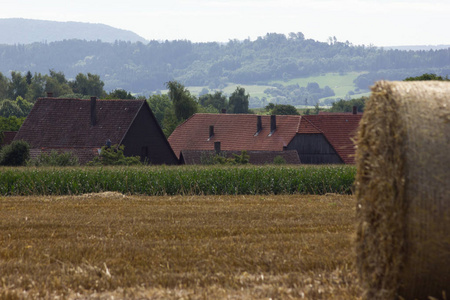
[169,112,362,164]
[168,114,301,159]
[1,131,17,146]
[180,150,301,165]
[14,98,144,148]
[299,114,362,164]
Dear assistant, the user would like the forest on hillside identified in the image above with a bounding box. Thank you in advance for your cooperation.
[1,32,449,96]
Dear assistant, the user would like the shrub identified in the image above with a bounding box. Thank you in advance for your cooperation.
[27,150,79,166]
[232,151,250,164]
[87,144,141,166]
[0,140,30,166]
[273,155,287,165]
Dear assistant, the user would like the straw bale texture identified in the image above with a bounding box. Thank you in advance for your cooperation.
[355,81,450,300]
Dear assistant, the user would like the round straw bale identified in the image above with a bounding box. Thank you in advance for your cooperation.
[355,81,450,300]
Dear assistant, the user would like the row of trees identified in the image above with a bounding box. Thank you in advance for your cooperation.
[152,82,250,136]
[0,70,253,138]
[2,70,446,142]
[0,70,108,119]
[0,70,105,103]
[1,34,449,93]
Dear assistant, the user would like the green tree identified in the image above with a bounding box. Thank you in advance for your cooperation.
[404,73,449,81]
[270,104,299,115]
[147,94,172,127]
[8,71,28,100]
[198,91,227,112]
[265,103,275,112]
[0,97,33,118]
[0,72,9,100]
[25,72,46,102]
[329,97,367,113]
[0,100,24,118]
[71,73,105,97]
[45,70,72,97]
[162,107,182,137]
[228,86,249,114]
[166,81,198,121]
[106,89,136,99]
[0,140,30,166]
[15,97,33,116]
[0,116,26,131]
[25,71,32,85]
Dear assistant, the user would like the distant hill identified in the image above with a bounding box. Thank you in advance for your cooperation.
[383,45,450,51]
[0,18,148,44]
[0,31,449,105]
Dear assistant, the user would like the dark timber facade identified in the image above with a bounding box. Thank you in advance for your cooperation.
[286,134,343,164]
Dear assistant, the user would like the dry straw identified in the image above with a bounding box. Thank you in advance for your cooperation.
[355,81,450,300]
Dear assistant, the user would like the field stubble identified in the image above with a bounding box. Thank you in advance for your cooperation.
[0,193,361,299]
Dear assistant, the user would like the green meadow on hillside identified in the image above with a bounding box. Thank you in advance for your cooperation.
[185,72,368,108]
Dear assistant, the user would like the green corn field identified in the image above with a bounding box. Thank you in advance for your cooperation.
[0,165,356,196]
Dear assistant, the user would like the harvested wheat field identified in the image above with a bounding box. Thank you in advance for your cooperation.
[0,194,361,299]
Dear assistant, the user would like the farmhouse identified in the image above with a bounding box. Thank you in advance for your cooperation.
[13,97,178,164]
[168,111,361,164]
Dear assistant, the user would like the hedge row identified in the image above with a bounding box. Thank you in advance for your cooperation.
[0,165,356,196]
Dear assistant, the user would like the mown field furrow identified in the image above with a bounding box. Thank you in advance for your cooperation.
[0,194,361,299]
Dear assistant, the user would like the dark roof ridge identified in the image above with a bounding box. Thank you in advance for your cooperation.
[118,100,145,145]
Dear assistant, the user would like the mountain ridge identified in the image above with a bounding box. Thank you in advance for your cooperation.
[0,18,148,44]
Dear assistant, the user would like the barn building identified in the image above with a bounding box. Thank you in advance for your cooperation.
[168,111,362,164]
[13,97,178,165]
[288,112,362,164]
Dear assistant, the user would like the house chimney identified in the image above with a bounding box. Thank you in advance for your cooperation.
[90,96,97,126]
[214,141,221,154]
[221,108,227,114]
[257,116,262,133]
[46,92,53,98]
[209,125,214,138]
[270,115,276,133]
[352,106,357,115]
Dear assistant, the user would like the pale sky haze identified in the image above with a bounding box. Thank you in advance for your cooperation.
[2,0,449,46]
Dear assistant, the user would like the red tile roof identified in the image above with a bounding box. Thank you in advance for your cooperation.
[168,114,301,159]
[14,98,144,148]
[168,112,362,164]
[299,114,362,164]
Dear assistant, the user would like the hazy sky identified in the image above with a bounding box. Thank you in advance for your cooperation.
[2,0,449,46]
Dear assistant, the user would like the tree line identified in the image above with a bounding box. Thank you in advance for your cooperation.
[0,70,252,137]
[1,71,447,142]
[1,33,449,94]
